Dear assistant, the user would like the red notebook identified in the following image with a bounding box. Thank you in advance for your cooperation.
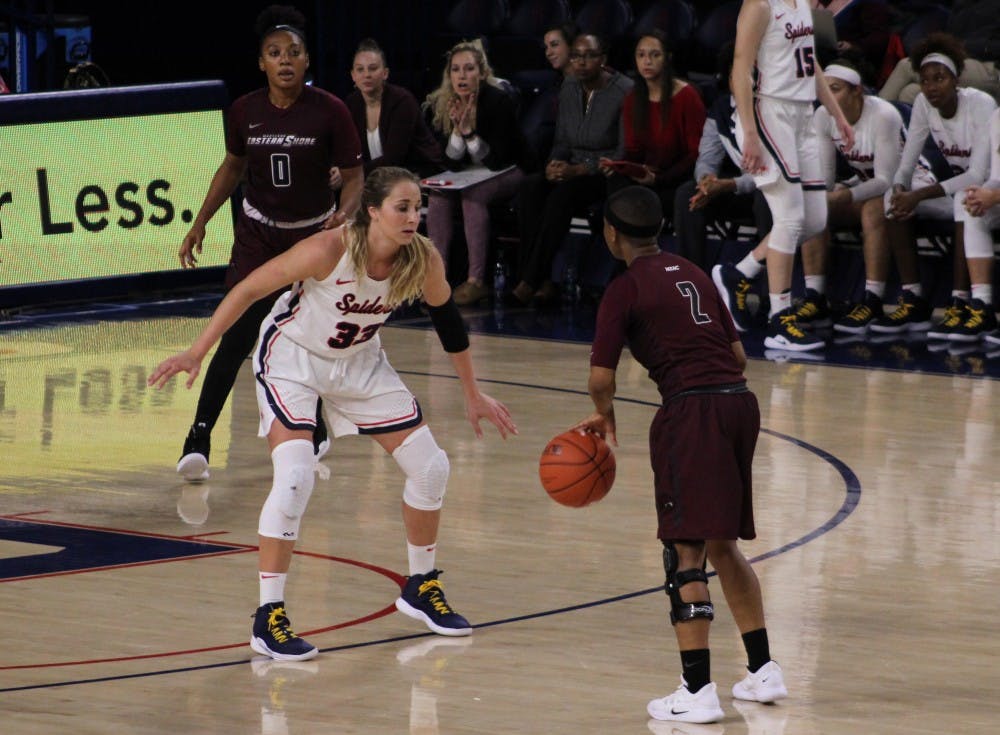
[604,160,648,179]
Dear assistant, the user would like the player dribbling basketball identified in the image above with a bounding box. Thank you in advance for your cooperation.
[572,186,786,724]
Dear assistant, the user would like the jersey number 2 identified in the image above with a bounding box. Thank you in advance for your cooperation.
[676,281,712,325]
[794,47,815,78]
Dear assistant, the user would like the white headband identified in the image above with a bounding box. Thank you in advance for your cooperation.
[921,53,958,77]
[825,64,861,86]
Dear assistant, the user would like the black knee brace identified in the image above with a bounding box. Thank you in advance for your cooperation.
[662,542,715,625]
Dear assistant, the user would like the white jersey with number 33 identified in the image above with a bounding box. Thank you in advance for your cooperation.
[266,252,394,359]
[754,0,817,102]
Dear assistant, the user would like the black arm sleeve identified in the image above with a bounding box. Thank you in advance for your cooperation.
[427,296,470,353]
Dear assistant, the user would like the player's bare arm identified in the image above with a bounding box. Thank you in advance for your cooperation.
[149,229,342,390]
[815,66,855,152]
[574,365,617,446]
[732,0,770,174]
[179,152,247,267]
[423,248,517,440]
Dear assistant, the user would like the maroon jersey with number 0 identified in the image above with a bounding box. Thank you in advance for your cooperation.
[226,86,362,222]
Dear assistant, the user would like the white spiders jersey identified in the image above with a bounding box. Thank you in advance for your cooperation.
[266,252,395,358]
[754,0,817,103]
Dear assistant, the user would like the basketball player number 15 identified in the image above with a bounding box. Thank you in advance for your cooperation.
[794,47,815,78]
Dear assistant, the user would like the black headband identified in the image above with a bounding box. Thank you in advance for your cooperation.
[603,198,663,239]
[263,24,306,43]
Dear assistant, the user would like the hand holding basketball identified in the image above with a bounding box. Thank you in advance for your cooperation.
[539,430,616,507]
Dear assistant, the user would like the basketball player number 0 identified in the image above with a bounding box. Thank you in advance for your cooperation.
[676,281,712,325]
[271,153,292,187]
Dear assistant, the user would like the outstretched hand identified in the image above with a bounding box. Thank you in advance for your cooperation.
[465,391,518,439]
[570,410,617,447]
[148,350,203,390]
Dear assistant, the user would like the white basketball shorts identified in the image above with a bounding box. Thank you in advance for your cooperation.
[253,322,422,438]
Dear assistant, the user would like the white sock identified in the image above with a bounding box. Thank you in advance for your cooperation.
[407,541,436,575]
[804,275,825,294]
[902,282,922,298]
[971,284,993,305]
[865,280,886,299]
[769,291,792,317]
[737,252,764,279]
[952,289,971,302]
[259,571,287,606]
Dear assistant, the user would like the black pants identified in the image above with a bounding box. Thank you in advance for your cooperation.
[517,172,607,288]
[672,183,772,272]
[192,296,275,433]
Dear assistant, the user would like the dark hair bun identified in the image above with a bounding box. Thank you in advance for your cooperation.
[255,4,307,42]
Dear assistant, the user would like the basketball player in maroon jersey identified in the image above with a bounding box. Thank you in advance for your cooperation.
[573,186,786,724]
[175,5,363,482]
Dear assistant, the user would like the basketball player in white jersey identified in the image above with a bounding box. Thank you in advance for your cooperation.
[807,58,935,335]
[969,108,1000,347]
[150,167,517,660]
[723,0,854,351]
[888,33,997,341]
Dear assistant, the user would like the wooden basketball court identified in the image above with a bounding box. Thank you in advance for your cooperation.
[2,304,998,734]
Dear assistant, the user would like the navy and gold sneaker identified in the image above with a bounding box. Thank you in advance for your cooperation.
[927,298,969,340]
[834,291,883,334]
[870,291,932,334]
[395,570,472,637]
[792,288,832,329]
[712,263,755,333]
[250,602,318,661]
[950,299,998,342]
[177,422,211,482]
[763,309,825,351]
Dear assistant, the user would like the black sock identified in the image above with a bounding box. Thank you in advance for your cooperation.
[680,648,711,693]
[742,628,771,673]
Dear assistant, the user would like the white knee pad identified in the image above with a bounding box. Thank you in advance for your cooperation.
[802,188,828,240]
[761,178,805,254]
[393,426,449,511]
[258,439,316,540]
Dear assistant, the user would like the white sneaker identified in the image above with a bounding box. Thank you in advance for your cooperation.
[177,452,209,482]
[732,660,788,703]
[647,679,724,724]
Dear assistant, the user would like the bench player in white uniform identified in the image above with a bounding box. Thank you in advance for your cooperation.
[807,59,935,335]
[968,108,1000,347]
[887,34,997,340]
[723,0,854,350]
[150,167,517,660]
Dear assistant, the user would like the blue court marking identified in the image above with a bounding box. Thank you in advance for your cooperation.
[0,376,860,693]
[0,519,245,580]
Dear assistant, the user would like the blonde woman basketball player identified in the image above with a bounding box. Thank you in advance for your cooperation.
[150,167,517,660]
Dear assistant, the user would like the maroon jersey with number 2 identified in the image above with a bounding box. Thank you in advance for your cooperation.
[226,85,362,223]
[591,251,758,542]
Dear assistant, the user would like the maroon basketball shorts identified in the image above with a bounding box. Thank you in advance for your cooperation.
[650,389,760,542]
[224,213,325,289]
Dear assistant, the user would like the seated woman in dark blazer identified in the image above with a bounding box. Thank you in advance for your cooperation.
[423,39,532,305]
[345,38,443,177]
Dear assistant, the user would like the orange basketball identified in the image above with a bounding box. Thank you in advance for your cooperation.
[539,430,616,507]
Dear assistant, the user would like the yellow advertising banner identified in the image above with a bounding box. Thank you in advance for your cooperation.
[0,111,234,287]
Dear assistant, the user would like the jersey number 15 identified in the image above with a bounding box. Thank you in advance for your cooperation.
[794,47,815,79]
